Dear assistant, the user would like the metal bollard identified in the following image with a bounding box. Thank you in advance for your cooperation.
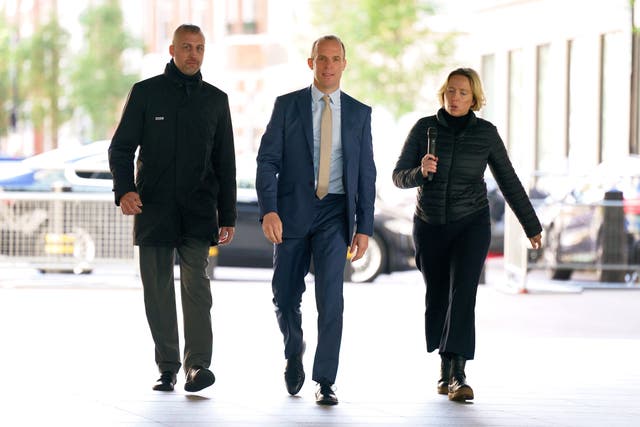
[599,190,627,282]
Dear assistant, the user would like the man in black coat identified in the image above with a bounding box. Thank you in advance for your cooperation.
[109,24,237,393]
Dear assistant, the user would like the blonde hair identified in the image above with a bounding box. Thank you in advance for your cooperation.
[437,68,486,111]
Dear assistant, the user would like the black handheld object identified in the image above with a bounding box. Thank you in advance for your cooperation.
[427,127,437,181]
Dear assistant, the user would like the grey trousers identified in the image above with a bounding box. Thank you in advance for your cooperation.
[138,238,212,375]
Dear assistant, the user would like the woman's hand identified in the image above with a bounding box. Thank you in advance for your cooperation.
[421,153,438,178]
[529,233,542,249]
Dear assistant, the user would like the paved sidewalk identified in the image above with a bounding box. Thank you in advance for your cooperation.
[1,264,639,426]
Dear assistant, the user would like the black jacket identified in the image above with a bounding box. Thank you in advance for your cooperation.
[109,61,237,246]
[392,108,541,238]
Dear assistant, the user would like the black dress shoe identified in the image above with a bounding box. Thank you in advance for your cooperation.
[152,371,176,391]
[315,383,338,405]
[284,343,305,395]
[184,366,215,392]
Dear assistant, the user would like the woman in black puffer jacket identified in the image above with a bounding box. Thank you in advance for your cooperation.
[392,68,542,402]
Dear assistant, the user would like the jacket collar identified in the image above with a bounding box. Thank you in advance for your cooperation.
[164,59,203,94]
[436,108,477,130]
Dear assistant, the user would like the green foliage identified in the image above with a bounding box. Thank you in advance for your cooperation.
[309,0,454,119]
[0,16,12,138]
[18,16,71,147]
[71,0,141,141]
[633,0,640,33]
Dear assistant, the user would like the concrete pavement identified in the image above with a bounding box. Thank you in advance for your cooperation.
[0,261,639,426]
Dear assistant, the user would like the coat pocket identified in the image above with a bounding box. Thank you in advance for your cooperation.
[134,202,178,245]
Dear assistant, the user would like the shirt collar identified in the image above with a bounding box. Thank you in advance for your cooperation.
[311,84,340,105]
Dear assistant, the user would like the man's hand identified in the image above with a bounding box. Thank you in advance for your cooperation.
[349,233,369,262]
[261,212,283,244]
[119,191,143,215]
[218,226,235,245]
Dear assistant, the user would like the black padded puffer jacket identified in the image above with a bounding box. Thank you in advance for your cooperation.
[392,108,542,238]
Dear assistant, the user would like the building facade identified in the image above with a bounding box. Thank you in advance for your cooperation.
[456,0,635,189]
[1,0,312,161]
[136,0,312,169]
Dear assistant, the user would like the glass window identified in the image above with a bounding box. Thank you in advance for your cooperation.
[568,36,600,173]
[536,43,565,173]
[481,54,496,123]
[508,49,525,155]
[191,0,208,28]
[242,0,256,33]
[601,31,630,162]
[226,0,258,34]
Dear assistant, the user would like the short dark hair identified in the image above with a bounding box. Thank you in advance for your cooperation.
[172,24,204,44]
[310,35,346,59]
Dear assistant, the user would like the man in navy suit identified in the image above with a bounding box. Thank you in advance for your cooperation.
[256,35,376,405]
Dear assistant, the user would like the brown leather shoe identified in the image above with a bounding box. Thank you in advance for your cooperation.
[184,366,215,392]
[315,383,338,405]
[152,371,176,391]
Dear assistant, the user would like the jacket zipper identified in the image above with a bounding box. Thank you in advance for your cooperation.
[444,130,465,224]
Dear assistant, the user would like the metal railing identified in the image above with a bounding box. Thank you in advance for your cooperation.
[505,191,640,289]
[0,191,134,273]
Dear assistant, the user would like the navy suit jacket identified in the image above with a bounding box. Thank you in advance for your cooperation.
[256,86,376,240]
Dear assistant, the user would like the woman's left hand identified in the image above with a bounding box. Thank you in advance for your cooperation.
[529,233,542,249]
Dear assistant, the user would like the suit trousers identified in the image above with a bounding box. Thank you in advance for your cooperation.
[413,207,491,360]
[138,237,213,374]
[272,194,348,385]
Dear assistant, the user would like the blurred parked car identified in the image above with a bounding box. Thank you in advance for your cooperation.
[537,156,640,281]
[0,140,112,193]
[486,176,505,256]
[0,156,27,183]
[0,140,123,273]
[1,144,415,282]
[485,174,550,258]
[214,170,416,283]
[382,174,506,259]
